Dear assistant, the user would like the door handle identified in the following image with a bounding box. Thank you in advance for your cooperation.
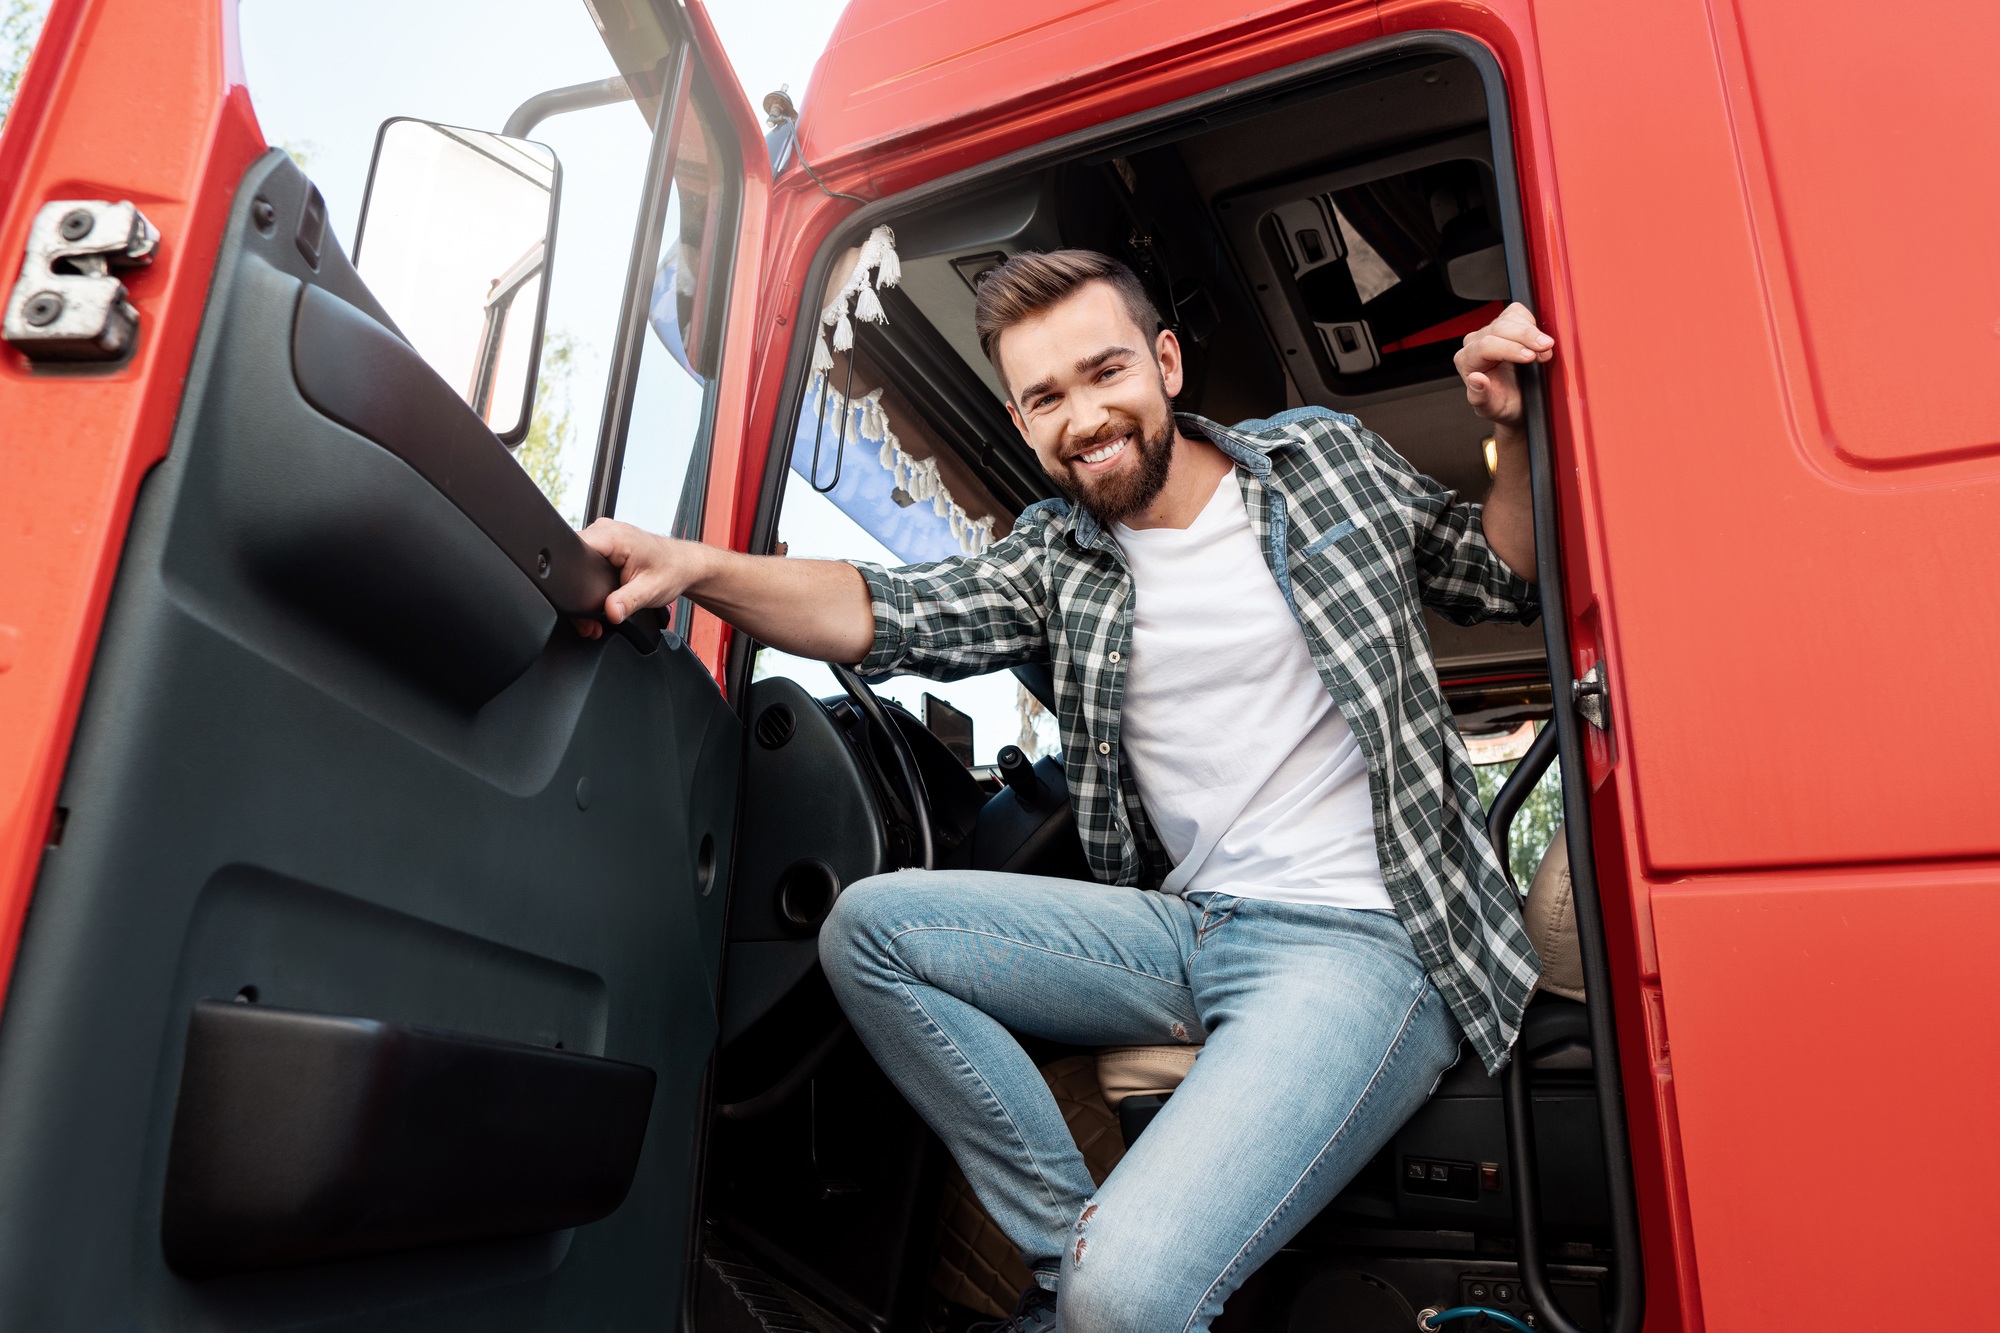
[292,283,662,652]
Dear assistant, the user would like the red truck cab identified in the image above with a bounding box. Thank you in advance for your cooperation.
[1,1,1997,1330]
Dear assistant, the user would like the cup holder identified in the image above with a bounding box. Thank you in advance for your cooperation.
[775,859,841,935]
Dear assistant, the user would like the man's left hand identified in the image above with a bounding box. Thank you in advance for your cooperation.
[1454,302,1554,429]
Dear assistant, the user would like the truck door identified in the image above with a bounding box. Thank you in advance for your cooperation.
[0,0,768,1327]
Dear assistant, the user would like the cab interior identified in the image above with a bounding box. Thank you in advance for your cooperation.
[701,46,1615,1333]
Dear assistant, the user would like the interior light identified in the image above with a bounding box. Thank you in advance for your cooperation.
[1482,436,1498,476]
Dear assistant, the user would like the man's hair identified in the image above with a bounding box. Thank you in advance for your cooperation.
[973,249,1163,385]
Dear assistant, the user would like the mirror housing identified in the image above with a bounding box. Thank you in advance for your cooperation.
[354,119,561,446]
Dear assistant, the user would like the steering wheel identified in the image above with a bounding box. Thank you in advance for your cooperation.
[829,663,936,871]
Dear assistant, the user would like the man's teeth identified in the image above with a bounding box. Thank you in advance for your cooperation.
[1080,437,1127,465]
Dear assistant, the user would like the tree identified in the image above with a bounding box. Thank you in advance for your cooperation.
[1015,684,1059,758]
[0,0,50,126]
[516,328,581,524]
[1474,722,1565,888]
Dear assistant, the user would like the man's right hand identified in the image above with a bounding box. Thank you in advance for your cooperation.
[573,518,708,639]
[569,518,878,663]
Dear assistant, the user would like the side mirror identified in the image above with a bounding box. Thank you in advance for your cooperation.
[353,119,561,445]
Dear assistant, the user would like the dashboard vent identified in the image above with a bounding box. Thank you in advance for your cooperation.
[754,703,797,750]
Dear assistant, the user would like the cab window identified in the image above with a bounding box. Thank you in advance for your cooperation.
[757,293,1060,767]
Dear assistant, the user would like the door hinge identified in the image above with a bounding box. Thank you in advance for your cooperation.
[1571,660,1610,731]
[3,200,159,361]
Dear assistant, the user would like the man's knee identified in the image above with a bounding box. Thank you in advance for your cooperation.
[817,871,924,986]
[1058,1204,1204,1333]
[1062,1266,1197,1333]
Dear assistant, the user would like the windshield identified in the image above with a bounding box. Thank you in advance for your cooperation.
[758,472,1058,768]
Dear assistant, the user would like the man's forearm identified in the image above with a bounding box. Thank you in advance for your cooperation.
[684,544,878,664]
[1480,424,1539,582]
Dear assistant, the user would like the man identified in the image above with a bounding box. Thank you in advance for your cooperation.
[581,250,1555,1332]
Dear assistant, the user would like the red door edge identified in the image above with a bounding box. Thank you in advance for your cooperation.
[682,0,771,685]
[0,0,265,1016]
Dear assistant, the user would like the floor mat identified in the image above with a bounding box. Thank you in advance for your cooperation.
[926,1054,1126,1319]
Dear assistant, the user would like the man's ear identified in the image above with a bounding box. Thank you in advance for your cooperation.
[1155,327,1185,397]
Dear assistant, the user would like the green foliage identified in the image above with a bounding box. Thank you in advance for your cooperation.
[280,139,318,171]
[516,328,581,523]
[1474,724,1565,888]
[1015,684,1059,758]
[1,0,51,125]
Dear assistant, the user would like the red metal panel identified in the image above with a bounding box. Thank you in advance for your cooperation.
[0,0,265,1015]
[1731,0,2000,469]
[1653,869,2000,1328]
[1534,0,2000,1326]
[792,0,1379,195]
[1531,0,2000,874]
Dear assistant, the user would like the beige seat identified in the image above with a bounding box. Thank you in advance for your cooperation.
[1096,1041,1202,1104]
[1521,823,1584,1002]
[1092,830,1585,1113]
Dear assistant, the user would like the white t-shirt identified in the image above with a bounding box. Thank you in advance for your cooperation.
[1113,475,1393,911]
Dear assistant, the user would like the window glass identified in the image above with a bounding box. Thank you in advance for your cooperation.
[757,239,1041,767]
[610,86,734,538]
[0,1,53,130]
[757,474,1060,768]
[1472,720,1563,887]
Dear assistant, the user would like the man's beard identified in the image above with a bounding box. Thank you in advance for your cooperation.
[1047,400,1176,526]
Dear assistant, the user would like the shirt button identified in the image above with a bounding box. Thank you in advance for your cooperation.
[1108,651,1120,663]
[1097,741,1111,755]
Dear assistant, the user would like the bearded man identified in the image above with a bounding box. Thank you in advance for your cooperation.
[580,249,1555,1333]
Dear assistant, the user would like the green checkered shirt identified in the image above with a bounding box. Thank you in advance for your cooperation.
[853,408,1544,1072]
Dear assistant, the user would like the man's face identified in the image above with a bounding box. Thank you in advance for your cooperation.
[997,281,1184,525]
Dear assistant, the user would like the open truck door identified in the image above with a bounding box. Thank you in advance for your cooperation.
[0,0,772,1326]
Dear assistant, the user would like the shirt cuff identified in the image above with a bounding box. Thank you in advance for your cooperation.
[849,562,910,679]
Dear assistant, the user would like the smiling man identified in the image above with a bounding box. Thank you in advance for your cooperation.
[580,249,1553,1333]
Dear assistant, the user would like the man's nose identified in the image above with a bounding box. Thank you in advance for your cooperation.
[1066,388,1113,445]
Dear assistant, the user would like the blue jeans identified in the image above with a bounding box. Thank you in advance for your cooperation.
[819,870,1462,1333]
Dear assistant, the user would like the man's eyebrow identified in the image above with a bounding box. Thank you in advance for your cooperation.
[1015,346,1140,408]
[1077,345,1137,375]
[1016,342,1144,404]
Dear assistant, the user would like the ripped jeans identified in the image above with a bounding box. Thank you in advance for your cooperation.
[819,871,1462,1333]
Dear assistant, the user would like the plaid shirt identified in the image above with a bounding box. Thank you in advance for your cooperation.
[853,408,1543,1072]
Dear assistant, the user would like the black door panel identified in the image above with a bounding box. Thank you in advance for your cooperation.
[165,217,563,721]
[0,152,738,1330]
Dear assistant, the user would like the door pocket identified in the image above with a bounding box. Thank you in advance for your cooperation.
[161,1000,656,1279]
